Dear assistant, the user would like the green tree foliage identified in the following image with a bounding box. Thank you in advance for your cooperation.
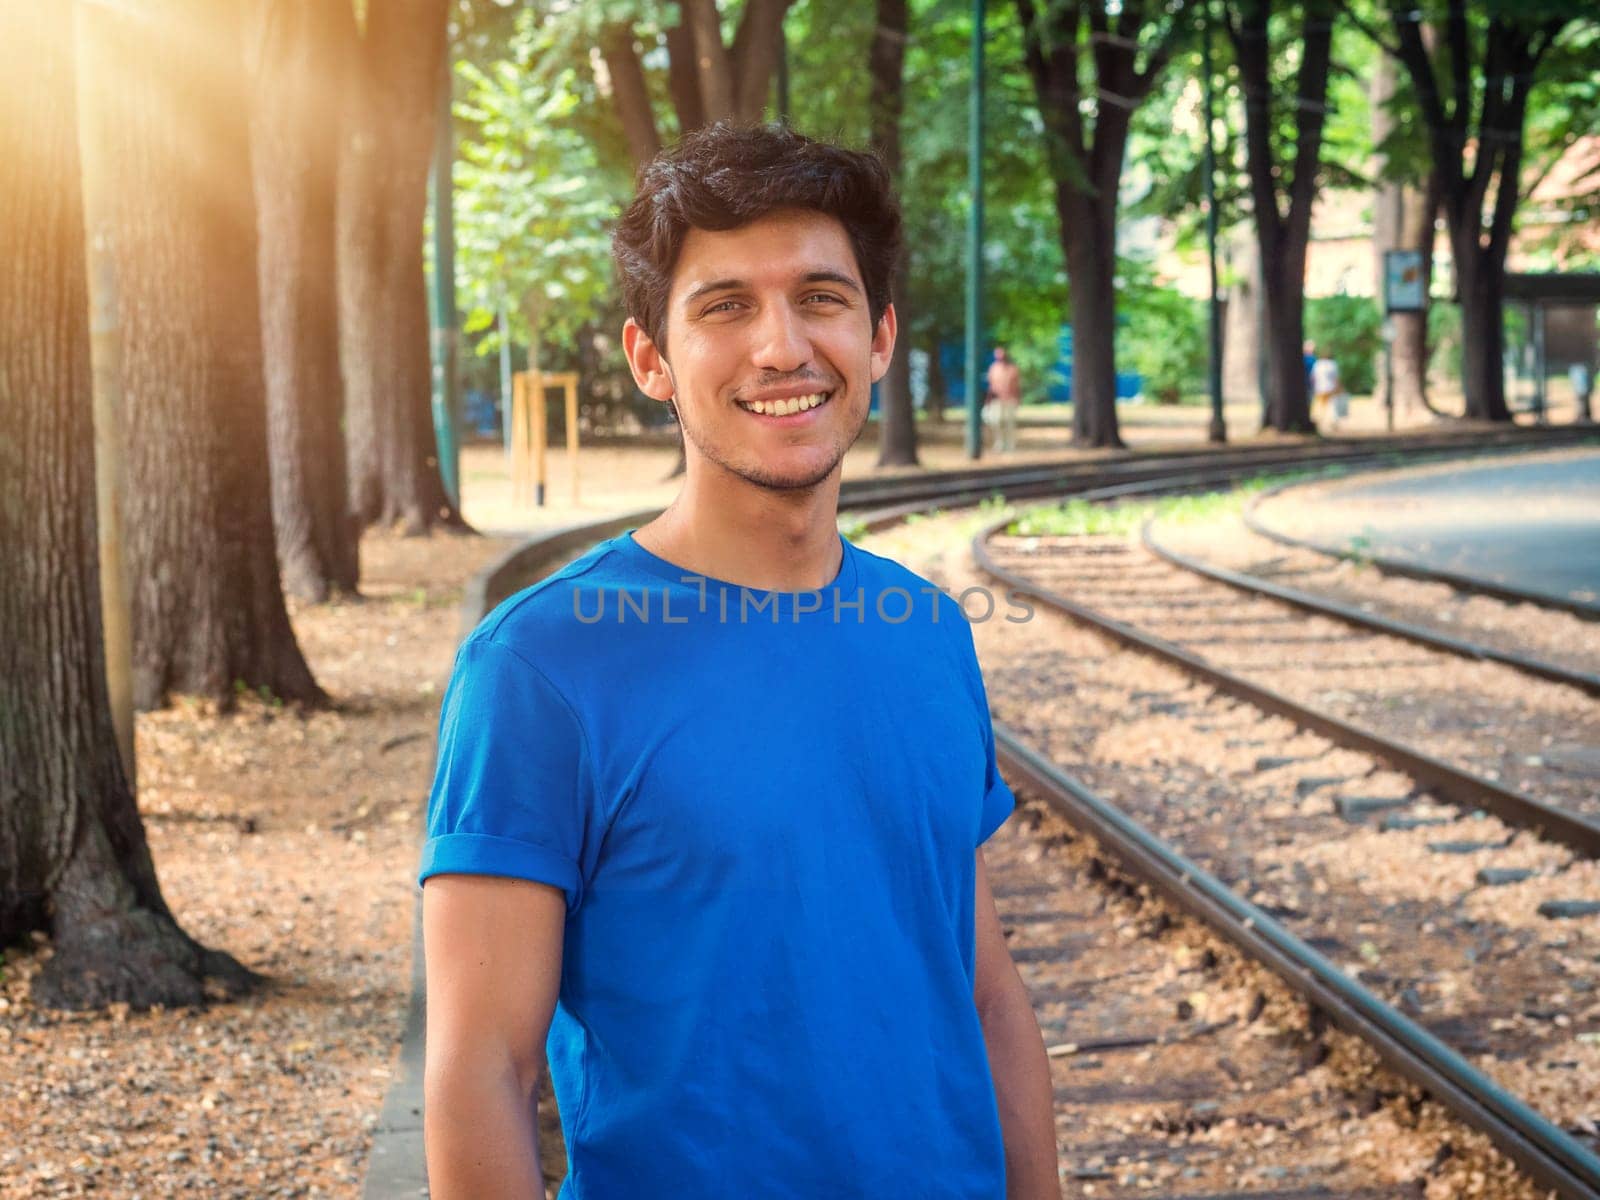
[1305,295,1382,394]
[453,11,626,361]
[1118,263,1208,404]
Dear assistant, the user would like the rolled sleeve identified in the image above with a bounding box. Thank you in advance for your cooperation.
[418,636,596,912]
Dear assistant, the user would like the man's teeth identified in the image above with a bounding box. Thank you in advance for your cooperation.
[740,392,829,416]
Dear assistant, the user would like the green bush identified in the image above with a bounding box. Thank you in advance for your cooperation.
[1119,284,1208,404]
[1304,295,1382,395]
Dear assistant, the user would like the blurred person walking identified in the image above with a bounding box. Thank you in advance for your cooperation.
[1311,350,1346,432]
[986,345,1022,452]
[1570,360,1593,423]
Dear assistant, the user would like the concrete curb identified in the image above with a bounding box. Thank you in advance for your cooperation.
[361,509,661,1200]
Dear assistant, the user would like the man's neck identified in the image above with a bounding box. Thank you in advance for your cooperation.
[635,461,845,592]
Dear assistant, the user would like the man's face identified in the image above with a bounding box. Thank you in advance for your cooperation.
[624,208,895,492]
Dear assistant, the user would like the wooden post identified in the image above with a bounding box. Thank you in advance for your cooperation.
[532,373,547,508]
[509,370,578,509]
[564,375,580,505]
[510,371,528,505]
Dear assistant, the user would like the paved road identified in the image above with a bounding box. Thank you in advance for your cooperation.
[1261,448,1600,607]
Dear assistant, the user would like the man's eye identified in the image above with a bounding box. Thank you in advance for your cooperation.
[706,300,739,314]
[805,293,843,305]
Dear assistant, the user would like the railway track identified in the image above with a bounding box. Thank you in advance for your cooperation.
[1141,519,1600,698]
[944,484,1600,1195]
[996,734,1600,1199]
[1241,468,1600,623]
[975,513,1600,852]
[461,429,1600,1200]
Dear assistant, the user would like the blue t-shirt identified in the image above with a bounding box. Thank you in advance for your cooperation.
[420,529,1017,1198]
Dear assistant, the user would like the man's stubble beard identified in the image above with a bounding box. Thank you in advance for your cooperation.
[666,361,871,493]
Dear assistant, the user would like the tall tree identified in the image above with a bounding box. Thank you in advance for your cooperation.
[1,3,257,1010]
[1386,0,1574,422]
[1227,0,1336,434]
[1015,0,1186,448]
[1369,48,1441,418]
[247,0,361,600]
[76,0,323,711]
[339,0,466,531]
[869,0,919,467]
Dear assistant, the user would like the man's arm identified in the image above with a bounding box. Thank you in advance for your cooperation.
[423,874,566,1199]
[973,849,1060,1200]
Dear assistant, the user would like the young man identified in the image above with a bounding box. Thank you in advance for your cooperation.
[419,122,1058,1199]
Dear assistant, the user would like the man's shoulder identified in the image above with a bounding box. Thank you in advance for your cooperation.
[468,536,628,660]
[847,540,969,631]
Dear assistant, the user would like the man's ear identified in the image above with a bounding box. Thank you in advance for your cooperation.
[623,318,676,403]
[868,302,898,383]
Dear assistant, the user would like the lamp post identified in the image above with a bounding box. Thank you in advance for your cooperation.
[964,0,986,460]
[1202,0,1225,443]
[429,51,461,509]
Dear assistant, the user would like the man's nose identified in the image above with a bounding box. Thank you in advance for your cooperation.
[750,300,812,374]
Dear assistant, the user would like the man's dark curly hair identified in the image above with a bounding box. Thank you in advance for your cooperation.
[611,121,903,357]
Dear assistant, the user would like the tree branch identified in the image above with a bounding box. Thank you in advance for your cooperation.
[1285,2,1334,241]
[1486,41,1538,267]
[599,24,661,169]
[731,0,791,121]
[1333,0,1398,57]
[683,0,735,121]
[1444,0,1470,146]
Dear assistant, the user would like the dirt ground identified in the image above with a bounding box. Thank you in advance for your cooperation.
[0,531,515,1199]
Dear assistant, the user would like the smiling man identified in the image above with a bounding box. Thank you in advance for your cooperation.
[419,122,1058,1199]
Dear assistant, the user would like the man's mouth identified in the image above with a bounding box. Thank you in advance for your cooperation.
[735,391,834,418]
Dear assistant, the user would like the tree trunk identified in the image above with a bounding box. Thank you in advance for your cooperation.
[1221,230,1264,409]
[683,0,737,120]
[1394,178,1442,415]
[1259,242,1315,433]
[1391,4,1561,427]
[600,24,662,170]
[1455,243,1510,421]
[1065,220,1124,447]
[76,0,324,713]
[248,0,360,601]
[869,0,917,467]
[927,340,947,425]
[1370,52,1435,418]
[666,20,707,136]
[338,0,465,534]
[1229,0,1330,433]
[731,0,790,121]
[1016,0,1173,452]
[1,3,258,1011]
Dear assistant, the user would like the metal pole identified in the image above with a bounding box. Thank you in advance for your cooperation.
[1202,0,1225,444]
[1532,302,1547,424]
[498,296,514,460]
[1385,324,1396,431]
[964,0,986,460]
[429,50,461,509]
